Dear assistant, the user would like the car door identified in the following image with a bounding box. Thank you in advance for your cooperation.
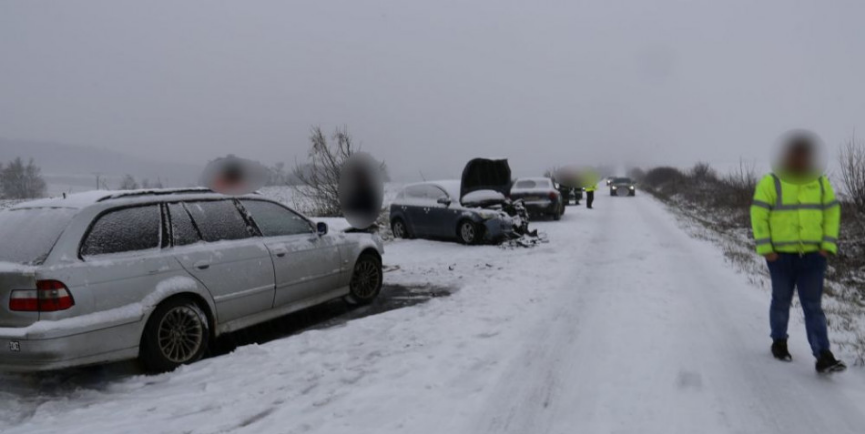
[423,185,459,238]
[78,204,178,314]
[169,200,275,323]
[238,199,344,308]
[395,185,431,237]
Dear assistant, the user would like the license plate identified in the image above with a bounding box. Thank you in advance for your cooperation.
[8,341,20,352]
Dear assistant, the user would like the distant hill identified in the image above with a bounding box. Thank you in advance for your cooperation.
[0,138,203,193]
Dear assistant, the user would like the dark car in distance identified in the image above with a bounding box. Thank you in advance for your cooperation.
[609,177,636,196]
[509,177,564,220]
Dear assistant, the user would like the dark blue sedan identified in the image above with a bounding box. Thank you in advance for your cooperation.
[389,181,515,244]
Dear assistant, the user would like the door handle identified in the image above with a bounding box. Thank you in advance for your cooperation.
[194,261,211,270]
[273,248,287,258]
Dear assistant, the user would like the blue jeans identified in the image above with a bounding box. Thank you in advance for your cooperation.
[767,253,831,357]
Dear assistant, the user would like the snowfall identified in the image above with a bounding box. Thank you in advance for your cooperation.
[3,193,865,434]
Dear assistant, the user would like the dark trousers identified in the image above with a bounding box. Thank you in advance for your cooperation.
[767,253,830,357]
[586,191,594,208]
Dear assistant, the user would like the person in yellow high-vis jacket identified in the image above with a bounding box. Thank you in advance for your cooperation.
[751,132,845,373]
[582,169,599,209]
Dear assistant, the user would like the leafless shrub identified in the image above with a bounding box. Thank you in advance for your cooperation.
[292,126,354,217]
[292,126,389,217]
[839,135,865,214]
[690,161,717,183]
[0,157,47,199]
[119,174,139,190]
[719,159,758,208]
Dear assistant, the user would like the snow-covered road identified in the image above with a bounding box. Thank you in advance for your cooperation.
[3,194,865,434]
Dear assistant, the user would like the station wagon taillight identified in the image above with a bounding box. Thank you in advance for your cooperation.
[549,192,559,200]
[9,280,74,312]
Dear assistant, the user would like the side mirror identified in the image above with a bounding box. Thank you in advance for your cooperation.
[316,222,329,236]
[437,197,452,206]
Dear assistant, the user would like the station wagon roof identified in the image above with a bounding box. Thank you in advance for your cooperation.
[10,188,261,211]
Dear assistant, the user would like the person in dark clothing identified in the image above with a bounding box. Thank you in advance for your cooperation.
[585,185,595,209]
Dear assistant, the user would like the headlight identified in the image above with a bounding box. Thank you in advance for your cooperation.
[629,186,635,190]
[611,186,617,190]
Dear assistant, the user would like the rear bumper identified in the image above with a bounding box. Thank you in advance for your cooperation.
[0,314,144,372]
[522,200,557,213]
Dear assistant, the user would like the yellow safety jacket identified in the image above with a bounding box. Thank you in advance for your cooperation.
[584,184,597,192]
[750,174,840,255]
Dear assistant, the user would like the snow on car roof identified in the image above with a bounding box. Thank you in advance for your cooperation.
[11,190,119,210]
[9,188,231,210]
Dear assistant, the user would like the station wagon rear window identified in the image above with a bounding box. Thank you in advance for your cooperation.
[81,205,161,256]
[0,207,77,264]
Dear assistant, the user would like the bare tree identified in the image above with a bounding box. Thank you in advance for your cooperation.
[292,126,388,216]
[839,135,865,213]
[292,127,353,216]
[721,158,758,207]
[0,157,47,199]
[690,161,717,183]
[119,174,139,190]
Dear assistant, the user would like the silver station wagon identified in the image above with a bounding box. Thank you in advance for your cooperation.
[0,189,384,373]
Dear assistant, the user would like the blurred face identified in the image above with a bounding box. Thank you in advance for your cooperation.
[784,143,812,175]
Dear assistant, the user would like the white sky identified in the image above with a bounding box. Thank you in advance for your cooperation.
[2,0,864,180]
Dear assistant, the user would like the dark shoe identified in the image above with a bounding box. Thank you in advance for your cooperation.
[771,339,792,362]
[815,350,846,374]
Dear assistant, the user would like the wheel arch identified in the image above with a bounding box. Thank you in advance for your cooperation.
[359,247,382,263]
[456,216,485,243]
[139,276,218,340]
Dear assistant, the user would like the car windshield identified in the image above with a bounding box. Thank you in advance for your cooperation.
[0,207,77,265]
[612,178,632,184]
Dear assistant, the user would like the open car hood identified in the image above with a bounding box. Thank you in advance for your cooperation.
[460,158,512,205]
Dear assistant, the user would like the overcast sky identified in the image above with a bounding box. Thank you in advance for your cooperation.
[2,0,864,180]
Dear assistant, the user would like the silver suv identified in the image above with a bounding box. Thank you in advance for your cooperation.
[0,189,384,373]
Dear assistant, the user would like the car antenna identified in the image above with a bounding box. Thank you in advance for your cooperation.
[419,170,427,181]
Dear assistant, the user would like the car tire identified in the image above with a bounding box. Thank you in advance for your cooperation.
[140,297,210,373]
[345,253,383,305]
[457,220,480,245]
[552,209,562,221]
[391,218,411,239]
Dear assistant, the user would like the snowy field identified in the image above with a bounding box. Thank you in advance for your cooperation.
[3,193,865,434]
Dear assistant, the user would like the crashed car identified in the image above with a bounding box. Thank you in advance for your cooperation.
[390,158,533,244]
[609,177,637,196]
[510,177,564,220]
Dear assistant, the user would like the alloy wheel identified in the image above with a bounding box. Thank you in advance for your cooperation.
[393,220,407,238]
[460,222,476,243]
[157,306,205,364]
[351,258,382,299]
